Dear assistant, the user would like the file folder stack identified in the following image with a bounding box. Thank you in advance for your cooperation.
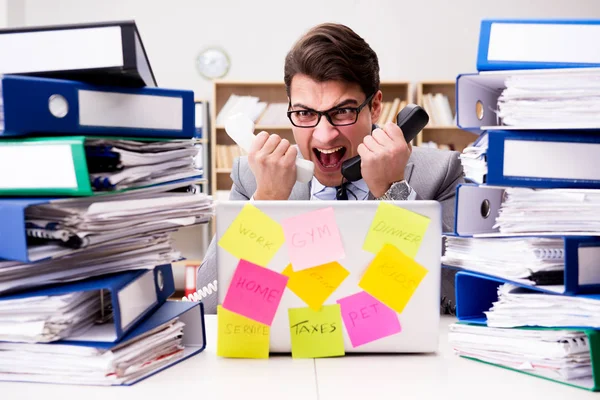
[0,20,209,385]
[445,18,600,392]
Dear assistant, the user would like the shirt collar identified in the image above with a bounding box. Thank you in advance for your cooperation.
[311,176,370,197]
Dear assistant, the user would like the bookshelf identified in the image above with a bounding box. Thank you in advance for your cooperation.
[415,81,477,152]
[211,80,412,193]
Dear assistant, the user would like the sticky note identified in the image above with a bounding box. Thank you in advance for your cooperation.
[336,291,402,347]
[363,202,430,258]
[281,207,345,270]
[358,243,428,314]
[222,259,288,326]
[218,203,285,267]
[288,304,345,358]
[217,306,270,358]
[282,262,349,311]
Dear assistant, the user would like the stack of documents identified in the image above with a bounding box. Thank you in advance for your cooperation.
[459,133,488,184]
[449,323,593,382]
[0,301,205,386]
[85,138,201,191]
[484,283,600,328]
[442,236,564,285]
[23,189,213,261]
[0,290,107,342]
[0,233,177,295]
[497,69,600,127]
[492,188,600,235]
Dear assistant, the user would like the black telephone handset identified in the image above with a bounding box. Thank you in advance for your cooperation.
[340,104,430,182]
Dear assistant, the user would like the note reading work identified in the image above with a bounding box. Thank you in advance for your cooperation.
[336,291,402,347]
[363,202,430,258]
[282,262,350,311]
[281,207,345,270]
[218,203,285,267]
[217,306,270,359]
[222,259,289,326]
[358,244,428,314]
[288,304,345,358]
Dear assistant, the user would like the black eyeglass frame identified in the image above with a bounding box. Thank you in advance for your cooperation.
[287,92,375,128]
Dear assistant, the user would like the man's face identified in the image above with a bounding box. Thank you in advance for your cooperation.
[289,74,382,187]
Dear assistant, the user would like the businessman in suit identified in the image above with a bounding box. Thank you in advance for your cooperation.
[196,23,465,314]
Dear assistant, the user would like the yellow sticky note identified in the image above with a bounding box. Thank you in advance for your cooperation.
[358,243,428,314]
[218,203,285,267]
[363,202,430,257]
[217,306,270,359]
[288,304,345,358]
[282,262,349,311]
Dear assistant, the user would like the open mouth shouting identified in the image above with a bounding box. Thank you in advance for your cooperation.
[313,146,347,171]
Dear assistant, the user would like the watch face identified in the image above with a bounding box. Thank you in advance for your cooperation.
[390,181,411,199]
[196,48,230,79]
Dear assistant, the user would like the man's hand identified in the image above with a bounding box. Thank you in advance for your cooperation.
[357,121,412,198]
[249,131,297,200]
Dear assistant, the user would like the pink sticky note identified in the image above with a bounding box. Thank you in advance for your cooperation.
[336,291,402,347]
[222,259,289,326]
[281,207,345,271]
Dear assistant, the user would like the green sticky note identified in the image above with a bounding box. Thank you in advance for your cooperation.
[288,304,345,358]
[363,202,430,257]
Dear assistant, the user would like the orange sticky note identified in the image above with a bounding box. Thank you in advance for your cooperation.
[282,262,349,311]
[217,306,270,359]
[363,202,430,258]
[218,203,285,266]
[358,243,428,314]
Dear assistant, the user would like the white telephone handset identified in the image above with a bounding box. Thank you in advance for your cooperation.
[224,113,314,183]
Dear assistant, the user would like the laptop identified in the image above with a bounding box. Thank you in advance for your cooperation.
[216,200,442,354]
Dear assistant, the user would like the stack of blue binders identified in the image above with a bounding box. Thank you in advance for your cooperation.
[0,20,208,385]
[445,18,600,392]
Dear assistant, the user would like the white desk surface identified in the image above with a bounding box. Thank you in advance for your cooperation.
[0,315,597,400]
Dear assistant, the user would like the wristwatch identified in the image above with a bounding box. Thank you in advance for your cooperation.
[376,180,412,200]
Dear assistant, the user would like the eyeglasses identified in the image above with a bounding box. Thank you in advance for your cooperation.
[287,93,375,128]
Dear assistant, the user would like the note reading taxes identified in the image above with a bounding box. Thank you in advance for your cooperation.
[288,304,345,358]
[217,306,270,359]
[336,291,402,347]
[281,207,345,271]
[363,202,430,258]
[218,203,285,267]
[222,259,289,326]
[282,262,350,311]
[358,244,428,314]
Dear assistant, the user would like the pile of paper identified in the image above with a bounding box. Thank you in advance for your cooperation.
[459,133,487,184]
[492,187,600,235]
[24,183,213,262]
[85,138,202,191]
[442,236,564,285]
[484,283,600,328]
[449,323,593,382]
[497,70,600,127]
[0,317,185,385]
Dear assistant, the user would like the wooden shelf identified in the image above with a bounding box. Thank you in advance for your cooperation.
[216,168,232,173]
[416,81,476,152]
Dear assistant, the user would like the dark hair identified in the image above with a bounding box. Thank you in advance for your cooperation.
[284,23,380,102]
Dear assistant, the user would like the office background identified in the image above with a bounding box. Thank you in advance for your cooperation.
[1,0,597,291]
[1,0,599,99]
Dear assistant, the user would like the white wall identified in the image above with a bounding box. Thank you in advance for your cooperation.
[0,0,6,27]
[16,0,600,99]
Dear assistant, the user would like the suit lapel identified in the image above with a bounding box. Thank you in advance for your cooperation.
[290,180,311,200]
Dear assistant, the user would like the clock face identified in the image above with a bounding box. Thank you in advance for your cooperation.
[196,48,230,79]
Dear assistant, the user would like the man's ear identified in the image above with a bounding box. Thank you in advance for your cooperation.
[370,90,383,124]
